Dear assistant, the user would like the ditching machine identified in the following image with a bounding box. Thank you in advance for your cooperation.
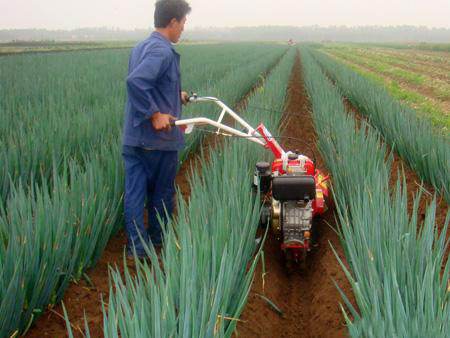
[173,95,330,267]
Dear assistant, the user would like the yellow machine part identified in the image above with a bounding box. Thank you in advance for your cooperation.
[271,199,281,237]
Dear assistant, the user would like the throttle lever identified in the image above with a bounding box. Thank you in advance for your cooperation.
[188,92,198,102]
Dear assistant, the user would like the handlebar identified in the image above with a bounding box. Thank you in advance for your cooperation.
[188,92,198,102]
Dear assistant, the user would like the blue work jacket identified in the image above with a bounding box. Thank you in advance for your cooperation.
[122,31,184,150]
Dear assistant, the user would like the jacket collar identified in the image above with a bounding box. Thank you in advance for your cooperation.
[150,31,176,51]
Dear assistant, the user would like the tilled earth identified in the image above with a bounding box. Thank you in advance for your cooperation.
[235,54,353,338]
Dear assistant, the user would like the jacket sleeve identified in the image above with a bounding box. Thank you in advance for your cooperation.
[126,47,170,126]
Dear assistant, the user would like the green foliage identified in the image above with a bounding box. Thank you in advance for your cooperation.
[0,143,123,336]
[0,44,287,336]
[325,42,450,53]
[0,41,135,56]
[368,42,450,52]
[323,47,450,93]
[300,47,449,337]
[317,45,450,126]
[0,44,286,199]
[310,49,450,202]
[72,48,297,337]
[329,48,427,84]
[324,58,450,130]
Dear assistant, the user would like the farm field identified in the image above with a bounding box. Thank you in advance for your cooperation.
[0,43,288,337]
[318,43,450,131]
[0,41,137,56]
[0,40,222,56]
[350,42,450,52]
[0,42,448,338]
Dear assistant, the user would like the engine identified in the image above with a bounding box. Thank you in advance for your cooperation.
[282,201,313,246]
[272,175,316,251]
[253,152,328,262]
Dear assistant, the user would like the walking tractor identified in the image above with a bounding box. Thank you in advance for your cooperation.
[174,95,330,266]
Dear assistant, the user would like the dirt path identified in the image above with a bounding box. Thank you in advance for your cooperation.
[235,53,354,338]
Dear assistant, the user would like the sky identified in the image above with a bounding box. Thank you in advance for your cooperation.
[1,0,449,30]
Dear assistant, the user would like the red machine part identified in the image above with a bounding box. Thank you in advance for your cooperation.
[313,172,329,216]
[255,122,330,257]
[271,158,329,217]
[271,158,315,176]
[281,241,310,251]
[255,123,284,159]
[271,158,329,254]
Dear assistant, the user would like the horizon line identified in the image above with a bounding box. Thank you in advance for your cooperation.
[2,24,450,31]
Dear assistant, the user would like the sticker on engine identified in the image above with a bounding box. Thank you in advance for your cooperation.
[316,190,323,199]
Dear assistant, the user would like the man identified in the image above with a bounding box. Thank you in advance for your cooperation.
[122,0,191,258]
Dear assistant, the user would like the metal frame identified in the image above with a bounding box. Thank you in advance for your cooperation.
[174,96,266,146]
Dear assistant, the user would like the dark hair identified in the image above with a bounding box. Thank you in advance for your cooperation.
[154,0,191,28]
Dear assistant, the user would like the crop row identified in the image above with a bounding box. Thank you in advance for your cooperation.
[67,48,297,337]
[300,47,448,337]
[321,55,449,130]
[0,44,287,336]
[322,47,450,99]
[0,44,285,199]
[343,42,450,53]
[336,47,450,81]
[319,50,450,130]
[309,49,450,202]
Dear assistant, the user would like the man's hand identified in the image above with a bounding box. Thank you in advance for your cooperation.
[181,91,190,105]
[151,112,177,131]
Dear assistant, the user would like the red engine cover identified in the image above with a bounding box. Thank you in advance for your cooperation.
[271,157,328,217]
[271,158,315,176]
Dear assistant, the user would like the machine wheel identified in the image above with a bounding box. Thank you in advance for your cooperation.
[259,205,271,228]
[311,217,321,248]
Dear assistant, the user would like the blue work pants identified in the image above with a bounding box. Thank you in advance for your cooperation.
[122,145,178,256]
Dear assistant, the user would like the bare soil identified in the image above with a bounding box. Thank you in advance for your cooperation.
[235,54,354,338]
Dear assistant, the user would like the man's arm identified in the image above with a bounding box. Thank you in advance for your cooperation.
[126,47,170,127]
